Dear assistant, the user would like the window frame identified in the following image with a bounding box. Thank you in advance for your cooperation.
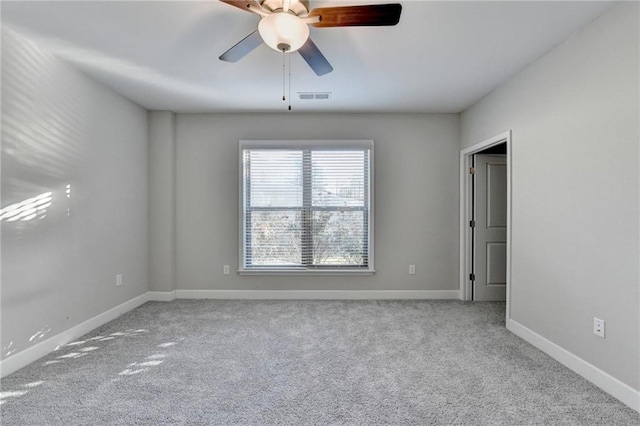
[238,140,375,275]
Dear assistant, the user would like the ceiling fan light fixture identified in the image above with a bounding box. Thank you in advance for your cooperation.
[258,12,309,52]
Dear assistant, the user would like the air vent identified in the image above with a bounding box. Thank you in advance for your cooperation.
[298,92,332,100]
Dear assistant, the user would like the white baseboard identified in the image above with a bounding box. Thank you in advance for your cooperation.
[507,318,639,412]
[0,292,150,378]
[148,290,176,301]
[175,289,459,300]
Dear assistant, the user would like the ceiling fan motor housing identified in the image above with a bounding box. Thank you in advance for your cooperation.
[261,0,309,15]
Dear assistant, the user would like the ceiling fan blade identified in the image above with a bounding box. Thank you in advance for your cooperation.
[298,38,333,76]
[219,30,263,62]
[219,0,266,16]
[309,4,402,28]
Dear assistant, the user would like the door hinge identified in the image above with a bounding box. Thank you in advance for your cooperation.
[469,167,476,175]
[469,220,476,228]
[469,273,475,281]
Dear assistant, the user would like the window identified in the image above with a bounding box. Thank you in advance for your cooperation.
[239,140,374,274]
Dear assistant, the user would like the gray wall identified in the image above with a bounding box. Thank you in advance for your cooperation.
[1,28,149,360]
[461,3,639,390]
[149,111,176,293]
[170,113,460,292]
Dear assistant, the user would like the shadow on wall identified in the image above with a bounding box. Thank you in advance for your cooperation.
[1,27,88,358]
[1,27,84,236]
[2,28,85,179]
[0,184,73,230]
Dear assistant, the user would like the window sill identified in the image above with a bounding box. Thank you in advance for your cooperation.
[238,269,375,276]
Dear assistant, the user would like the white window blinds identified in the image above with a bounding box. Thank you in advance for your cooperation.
[240,140,373,272]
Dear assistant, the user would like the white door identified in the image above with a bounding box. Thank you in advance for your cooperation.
[473,154,507,301]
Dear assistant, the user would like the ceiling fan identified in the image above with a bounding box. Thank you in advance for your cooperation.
[218,0,402,76]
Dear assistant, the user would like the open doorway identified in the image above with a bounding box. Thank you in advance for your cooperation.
[459,131,512,314]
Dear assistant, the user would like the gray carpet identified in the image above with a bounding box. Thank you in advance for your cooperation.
[1,300,638,425]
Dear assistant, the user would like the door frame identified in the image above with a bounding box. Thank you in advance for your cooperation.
[459,131,512,316]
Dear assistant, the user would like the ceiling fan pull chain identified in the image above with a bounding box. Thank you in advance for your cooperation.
[282,49,286,101]
[288,53,292,111]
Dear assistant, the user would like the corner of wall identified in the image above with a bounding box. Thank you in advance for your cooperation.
[148,111,177,293]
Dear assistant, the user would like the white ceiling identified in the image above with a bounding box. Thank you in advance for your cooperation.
[2,1,614,113]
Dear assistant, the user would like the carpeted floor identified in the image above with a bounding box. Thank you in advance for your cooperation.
[1,300,638,425]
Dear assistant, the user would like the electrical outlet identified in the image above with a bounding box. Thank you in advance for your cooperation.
[223,265,230,275]
[409,265,416,275]
[116,274,123,287]
[593,317,605,338]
